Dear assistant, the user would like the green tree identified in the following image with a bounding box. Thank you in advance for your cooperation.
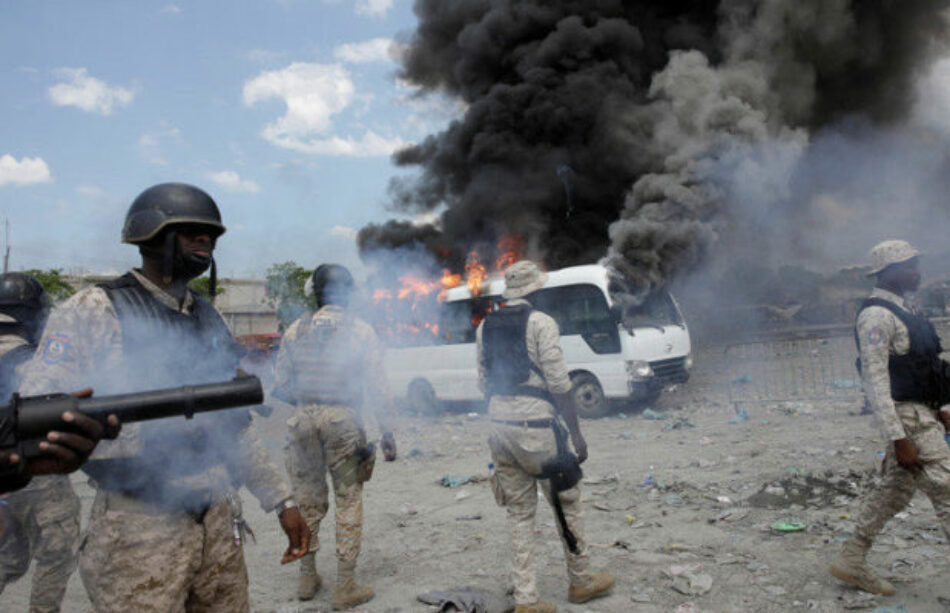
[23,269,76,302]
[187,276,226,300]
[264,261,311,331]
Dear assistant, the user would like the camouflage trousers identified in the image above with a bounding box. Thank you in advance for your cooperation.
[855,402,950,547]
[0,475,80,613]
[284,404,365,566]
[488,424,591,606]
[79,491,249,613]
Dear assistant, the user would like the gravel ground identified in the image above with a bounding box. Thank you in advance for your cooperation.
[5,344,950,612]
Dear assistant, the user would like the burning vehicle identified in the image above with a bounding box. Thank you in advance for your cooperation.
[376,263,691,418]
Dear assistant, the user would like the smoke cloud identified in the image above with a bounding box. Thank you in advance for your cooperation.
[361,0,950,318]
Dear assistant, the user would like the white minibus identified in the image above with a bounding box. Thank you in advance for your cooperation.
[382,264,692,417]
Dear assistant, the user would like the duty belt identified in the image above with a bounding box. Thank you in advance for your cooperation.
[490,385,555,404]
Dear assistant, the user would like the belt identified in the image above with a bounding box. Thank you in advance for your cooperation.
[491,418,554,428]
[103,489,216,523]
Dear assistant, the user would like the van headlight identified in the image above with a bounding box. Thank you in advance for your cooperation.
[684,354,693,370]
[626,360,653,379]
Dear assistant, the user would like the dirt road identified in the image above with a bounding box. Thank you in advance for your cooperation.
[5,353,949,612]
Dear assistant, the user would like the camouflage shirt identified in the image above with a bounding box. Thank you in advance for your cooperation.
[476,298,572,421]
[274,304,395,434]
[856,287,935,442]
[17,269,291,510]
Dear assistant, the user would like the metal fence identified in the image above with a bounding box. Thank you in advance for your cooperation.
[723,318,950,412]
[725,330,863,412]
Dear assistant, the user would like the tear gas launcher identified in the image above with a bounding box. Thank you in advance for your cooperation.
[0,375,264,459]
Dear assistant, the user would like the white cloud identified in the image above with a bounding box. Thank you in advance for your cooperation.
[355,0,393,18]
[161,4,182,14]
[48,68,135,115]
[329,225,358,240]
[333,38,401,64]
[243,62,405,156]
[207,170,260,193]
[0,155,52,187]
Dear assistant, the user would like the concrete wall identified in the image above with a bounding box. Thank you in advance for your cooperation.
[66,273,279,336]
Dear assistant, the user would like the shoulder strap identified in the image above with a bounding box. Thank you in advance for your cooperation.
[855,297,913,350]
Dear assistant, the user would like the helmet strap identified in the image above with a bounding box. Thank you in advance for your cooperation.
[209,257,218,303]
[162,230,177,285]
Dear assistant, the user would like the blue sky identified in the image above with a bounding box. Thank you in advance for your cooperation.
[0,0,454,278]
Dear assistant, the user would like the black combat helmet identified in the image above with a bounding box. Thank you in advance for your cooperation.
[0,272,49,343]
[122,183,225,293]
[311,264,354,308]
[122,183,226,245]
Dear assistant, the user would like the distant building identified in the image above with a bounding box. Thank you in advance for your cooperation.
[67,273,279,336]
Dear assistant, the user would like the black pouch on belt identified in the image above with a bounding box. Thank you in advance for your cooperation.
[537,419,582,554]
[356,442,376,483]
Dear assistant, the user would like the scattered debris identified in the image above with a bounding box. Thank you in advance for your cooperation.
[417,586,510,613]
[441,475,481,488]
[642,408,669,420]
[770,519,807,533]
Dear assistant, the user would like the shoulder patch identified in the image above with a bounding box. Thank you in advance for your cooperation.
[41,333,71,365]
[867,328,885,346]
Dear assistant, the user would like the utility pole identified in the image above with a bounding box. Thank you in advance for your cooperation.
[3,219,9,274]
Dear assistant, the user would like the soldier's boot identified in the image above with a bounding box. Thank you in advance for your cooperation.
[333,560,374,611]
[297,552,322,601]
[514,601,557,613]
[568,572,616,604]
[829,537,895,595]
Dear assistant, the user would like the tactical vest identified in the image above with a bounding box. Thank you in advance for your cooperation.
[83,273,248,510]
[855,297,944,405]
[0,341,34,401]
[286,309,365,407]
[482,305,547,398]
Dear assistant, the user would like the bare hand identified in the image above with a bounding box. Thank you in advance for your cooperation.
[894,437,923,474]
[572,433,588,464]
[381,432,397,462]
[278,506,310,564]
[27,410,107,476]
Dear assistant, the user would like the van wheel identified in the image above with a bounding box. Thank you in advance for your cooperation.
[570,373,609,419]
[407,378,441,415]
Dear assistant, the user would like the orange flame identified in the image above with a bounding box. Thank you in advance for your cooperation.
[466,251,488,296]
[494,235,523,271]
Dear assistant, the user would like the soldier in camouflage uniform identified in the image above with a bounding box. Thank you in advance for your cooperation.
[831,240,950,595]
[477,260,614,613]
[17,183,309,612]
[274,263,397,610]
[0,273,81,613]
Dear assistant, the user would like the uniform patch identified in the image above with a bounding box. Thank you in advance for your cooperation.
[41,333,70,364]
[867,328,885,346]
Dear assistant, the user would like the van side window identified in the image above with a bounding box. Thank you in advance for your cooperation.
[440,297,495,345]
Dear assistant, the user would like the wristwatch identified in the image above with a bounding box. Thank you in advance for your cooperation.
[275,497,297,517]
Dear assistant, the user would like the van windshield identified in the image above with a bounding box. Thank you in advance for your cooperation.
[621,292,681,328]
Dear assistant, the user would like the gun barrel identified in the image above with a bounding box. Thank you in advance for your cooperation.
[15,376,264,440]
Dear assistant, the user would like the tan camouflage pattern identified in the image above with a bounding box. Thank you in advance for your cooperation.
[0,475,80,613]
[489,424,591,605]
[274,305,394,433]
[80,494,249,613]
[284,404,365,564]
[16,271,291,608]
[852,402,950,547]
[868,240,920,275]
[476,298,573,421]
[856,288,919,442]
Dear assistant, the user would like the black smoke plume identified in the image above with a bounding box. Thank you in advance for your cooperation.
[362,0,949,313]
